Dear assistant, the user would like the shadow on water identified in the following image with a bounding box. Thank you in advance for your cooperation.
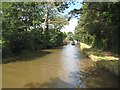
[24,78,74,88]
[78,68,118,88]
[2,50,52,64]
[23,68,118,88]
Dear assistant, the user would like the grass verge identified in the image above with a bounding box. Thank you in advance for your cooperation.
[80,42,120,77]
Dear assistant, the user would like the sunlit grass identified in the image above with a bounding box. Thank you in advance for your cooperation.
[89,55,119,62]
[80,42,120,76]
[80,42,91,50]
[80,42,119,62]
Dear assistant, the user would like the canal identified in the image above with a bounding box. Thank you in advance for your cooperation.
[2,44,118,88]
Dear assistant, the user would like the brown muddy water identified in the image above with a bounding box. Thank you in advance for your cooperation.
[2,44,118,88]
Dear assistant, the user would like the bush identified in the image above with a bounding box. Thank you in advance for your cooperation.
[2,42,13,58]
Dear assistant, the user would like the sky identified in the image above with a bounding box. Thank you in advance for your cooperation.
[61,18,78,33]
[61,1,83,33]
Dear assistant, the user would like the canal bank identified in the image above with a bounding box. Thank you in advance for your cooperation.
[80,42,120,77]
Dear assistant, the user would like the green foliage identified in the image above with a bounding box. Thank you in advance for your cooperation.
[2,41,13,58]
[2,2,68,57]
[74,2,120,54]
[67,32,74,41]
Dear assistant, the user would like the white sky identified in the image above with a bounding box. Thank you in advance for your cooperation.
[61,18,78,33]
[60,1,82,33]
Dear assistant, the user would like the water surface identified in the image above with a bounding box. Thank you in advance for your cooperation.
[2,44,118,88]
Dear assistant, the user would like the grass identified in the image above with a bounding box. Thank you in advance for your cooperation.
[80,42,119,62]
[80,42,120,77]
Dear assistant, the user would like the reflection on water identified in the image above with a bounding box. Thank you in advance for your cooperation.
[60,44,84,87]
[2,44,118,88]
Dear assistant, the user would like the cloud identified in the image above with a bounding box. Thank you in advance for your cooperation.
[61,18,78,33]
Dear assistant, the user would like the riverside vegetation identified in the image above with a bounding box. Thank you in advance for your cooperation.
[2,2,68,58]
[70,2,120,77]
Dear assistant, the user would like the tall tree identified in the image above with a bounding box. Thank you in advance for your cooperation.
[71,2,120,54]
[2,2,68,57]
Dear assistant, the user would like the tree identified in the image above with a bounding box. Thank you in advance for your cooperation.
[71,2,120,54]
[67,32,74,41]
[2,2,69,57]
